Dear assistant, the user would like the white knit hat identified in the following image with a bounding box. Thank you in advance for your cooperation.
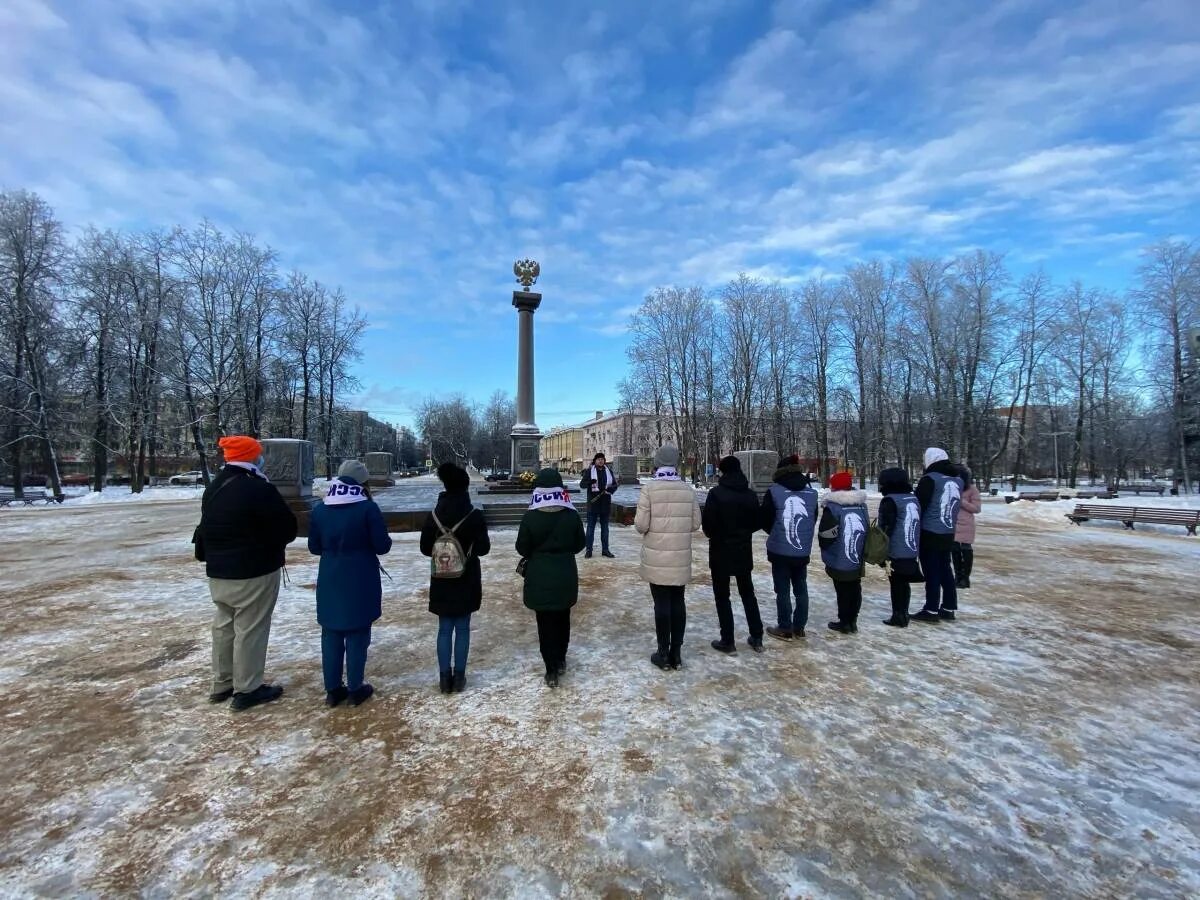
[923,447,949,469]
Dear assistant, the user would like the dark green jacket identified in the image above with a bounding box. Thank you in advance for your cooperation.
[515,507,586,611]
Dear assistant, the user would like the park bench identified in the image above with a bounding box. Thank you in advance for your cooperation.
[0,489,63,508]
[1073,491,1117,500]
[1005,491,1062,503]
[1108,483,1166,496]
[1066,504,1200,535]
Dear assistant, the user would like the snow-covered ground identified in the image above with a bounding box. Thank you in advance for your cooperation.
[0,498,1198,897]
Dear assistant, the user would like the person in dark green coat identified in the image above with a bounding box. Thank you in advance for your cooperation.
[515,468,586,687]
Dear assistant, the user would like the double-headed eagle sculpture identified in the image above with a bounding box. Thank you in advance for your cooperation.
[513,258,540,289]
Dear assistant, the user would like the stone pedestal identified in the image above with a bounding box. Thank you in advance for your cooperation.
[261,438,316,535]
[364,452,394,486]
[735,450,779,493]
[511,436,541,475]
[261,439,314,499]
[613,454,639,485]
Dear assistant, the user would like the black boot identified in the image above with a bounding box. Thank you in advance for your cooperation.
[347,683,374,706]
[882,615,909,628]
[325,685,349,706]
[711,638,737,653]
[544,670,559,688]
[651,615,671,670]
[439,671,453,693]
[912,609,941,623]
[230,683,283,711]
[827,621,856,634]
[453,670,467,692]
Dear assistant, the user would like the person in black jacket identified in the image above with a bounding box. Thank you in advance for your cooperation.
[194,435,297,711]
[702,456,764,653]
[913,447,964,623]
[420,462,490,693]
[579,452,619,558]
[877,467,924,628]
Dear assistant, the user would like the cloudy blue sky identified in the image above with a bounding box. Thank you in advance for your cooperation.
[2,0,1198,430]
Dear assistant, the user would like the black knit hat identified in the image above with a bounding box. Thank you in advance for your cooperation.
[534,467,564,488]
[718,455,741,474]
[437,462,469,492]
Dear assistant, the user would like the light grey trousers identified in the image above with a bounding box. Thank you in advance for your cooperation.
[209,569,280,694]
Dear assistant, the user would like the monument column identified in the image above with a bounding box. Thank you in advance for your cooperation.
[510,258,543,475]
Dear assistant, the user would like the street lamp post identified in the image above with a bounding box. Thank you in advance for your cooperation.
[1043,430,1073,488]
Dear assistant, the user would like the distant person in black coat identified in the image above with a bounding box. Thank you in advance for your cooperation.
[580,452,619,558]
[702,456,764,653]
[194,435,297,711]
[420,463,490,693]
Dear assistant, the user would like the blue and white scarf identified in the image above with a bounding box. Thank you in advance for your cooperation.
[324,478,368,505]
[529,485,574,510]
[653,466,680,481]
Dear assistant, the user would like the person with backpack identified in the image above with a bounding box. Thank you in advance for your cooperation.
[635,444,702,670]
[703,455,765,654]
[419,462,490,694]
[759,453,818,641]
[579,452,619,558]
[952,465,981,589]
[877,467,924,628]
[308,459,393,707]
[817,471,868,634]
[515,468,585,688]
[913,447,964,623]
[195,435,297,711]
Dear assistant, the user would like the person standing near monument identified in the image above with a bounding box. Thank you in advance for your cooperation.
[194,435,297,711]
[759,454,818,641]
[515,468,586,688]
[580,452,619,558]
[635,444,702,670]
[307,459,393,707]
[913,447,964,623]
[420,462,490,694]
[703,455,765,654]
[817,471,868,634]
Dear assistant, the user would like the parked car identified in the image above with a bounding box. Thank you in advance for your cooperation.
[484,470,511,482]
[61,473,92,486]
[169,471,206,486]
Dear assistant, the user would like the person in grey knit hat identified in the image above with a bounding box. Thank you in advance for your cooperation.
[635,444,701,670]
[337,458,370,485]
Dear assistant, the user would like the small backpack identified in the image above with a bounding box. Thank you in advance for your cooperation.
[430,509,472,579]
[864,519,889,567]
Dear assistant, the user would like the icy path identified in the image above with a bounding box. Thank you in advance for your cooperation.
[0,500,1197,897]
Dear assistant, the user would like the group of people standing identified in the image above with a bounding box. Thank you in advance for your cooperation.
[193,436,981,710]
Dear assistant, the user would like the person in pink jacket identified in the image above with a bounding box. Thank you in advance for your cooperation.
[952,465,981,589]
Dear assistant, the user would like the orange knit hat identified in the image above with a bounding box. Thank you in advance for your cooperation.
[218,435,263,463]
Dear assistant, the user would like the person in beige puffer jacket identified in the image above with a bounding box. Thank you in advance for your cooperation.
[635,444,702,671]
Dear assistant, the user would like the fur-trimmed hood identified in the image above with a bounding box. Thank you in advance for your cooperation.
[822,488,867,506]
[772,463,811,491]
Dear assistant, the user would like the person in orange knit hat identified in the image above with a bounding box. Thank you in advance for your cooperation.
[192,435,297,711]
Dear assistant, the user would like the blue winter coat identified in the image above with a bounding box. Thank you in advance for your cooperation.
[307,485,393,630]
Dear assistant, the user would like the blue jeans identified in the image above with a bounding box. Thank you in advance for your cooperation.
[771,558,809,630]
[322,626,371,692]
[437,614,471,674]
[919,547,958,613]
[585,499,610,552]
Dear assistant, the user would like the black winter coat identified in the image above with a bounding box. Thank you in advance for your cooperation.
[196,465,298,580]
[702,471,761,574]
[579,465,618,513]
[419,490,491,617]
[916,459,960,552]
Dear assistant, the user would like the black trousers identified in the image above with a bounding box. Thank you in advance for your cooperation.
[535,609,571,674]
[888,576,910,620]
[832,579,863,624]
[649,584,687,655]
[712,569,763,642]
[951,542,974,583]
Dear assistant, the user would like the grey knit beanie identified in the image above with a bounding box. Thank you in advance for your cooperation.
[653,444,680,468]
[337,459,370,484]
